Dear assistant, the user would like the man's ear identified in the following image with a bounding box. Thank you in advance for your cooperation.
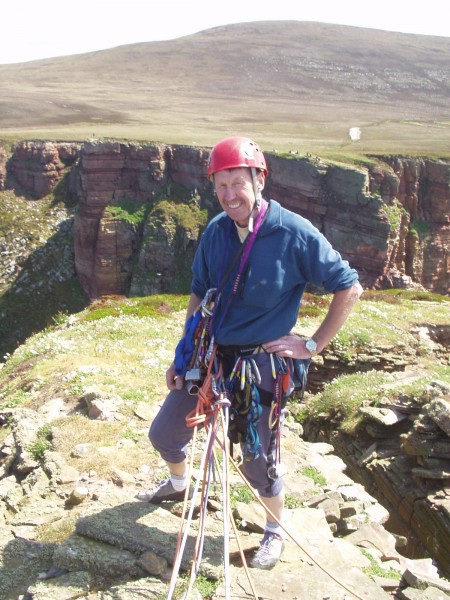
[257,171,265,192]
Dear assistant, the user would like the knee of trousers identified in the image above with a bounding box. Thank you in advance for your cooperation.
[148,388,197,463]
[148,419,189,464]
[148,419,163,451]
[241,457,284,498]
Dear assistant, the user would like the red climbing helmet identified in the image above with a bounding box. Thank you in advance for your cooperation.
[207,136,268,178]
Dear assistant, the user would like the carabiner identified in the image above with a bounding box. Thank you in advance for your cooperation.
[268,401,280,429]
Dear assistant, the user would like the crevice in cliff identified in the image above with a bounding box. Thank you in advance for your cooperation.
[299,372,450,579]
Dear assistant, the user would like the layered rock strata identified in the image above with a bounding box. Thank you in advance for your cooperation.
[1,140,449,298]
[7,141,80,198]
[0,145,7,190]
[306,379,450,579]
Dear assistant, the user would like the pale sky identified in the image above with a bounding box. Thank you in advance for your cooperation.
[2,0,448,64]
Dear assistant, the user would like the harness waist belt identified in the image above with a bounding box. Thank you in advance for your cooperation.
[218,344,264,356]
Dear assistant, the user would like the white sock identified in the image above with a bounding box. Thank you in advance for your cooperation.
[170,472,187,491]
[265,520,284,539]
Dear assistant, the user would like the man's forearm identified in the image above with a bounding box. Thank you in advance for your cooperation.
[182,292,202,335]
[313,282,363,352]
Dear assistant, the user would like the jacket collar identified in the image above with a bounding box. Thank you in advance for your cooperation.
[216,199,281,237]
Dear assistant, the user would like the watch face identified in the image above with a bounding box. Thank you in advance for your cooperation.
[306,339,317,353]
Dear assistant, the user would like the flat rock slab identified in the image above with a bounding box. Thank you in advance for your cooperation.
[214,537,391,599]
[76,500,227,579]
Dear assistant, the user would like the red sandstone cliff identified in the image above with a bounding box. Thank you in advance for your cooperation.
[73,141,167,298]
[383,158,449,294]
[7,141,80,198]
[1,140,448,298]
[0,146,7,190]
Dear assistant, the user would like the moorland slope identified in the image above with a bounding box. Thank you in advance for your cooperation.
[1,21,449,154]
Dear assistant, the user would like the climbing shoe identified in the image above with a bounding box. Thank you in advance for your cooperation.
[136,478,193,504]
[249,531,285,569]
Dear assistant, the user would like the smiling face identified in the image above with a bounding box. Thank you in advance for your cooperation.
[213,167,265,227]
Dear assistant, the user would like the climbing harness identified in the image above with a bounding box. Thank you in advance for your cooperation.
[173,198,268,399]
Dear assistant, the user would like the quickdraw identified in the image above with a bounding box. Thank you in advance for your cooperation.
[266,354,290,481]
[226,356,263,460]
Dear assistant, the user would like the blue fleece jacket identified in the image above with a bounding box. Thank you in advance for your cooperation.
[191,199,359,346]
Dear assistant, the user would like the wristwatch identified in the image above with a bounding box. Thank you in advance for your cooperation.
[305,338,318,357]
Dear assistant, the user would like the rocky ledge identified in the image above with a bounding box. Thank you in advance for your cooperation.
[303,375,450,586]
[1,387,450,599]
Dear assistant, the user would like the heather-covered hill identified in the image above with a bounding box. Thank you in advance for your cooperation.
[1,21,449,153]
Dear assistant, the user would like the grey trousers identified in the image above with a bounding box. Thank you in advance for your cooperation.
[149,384,284,498]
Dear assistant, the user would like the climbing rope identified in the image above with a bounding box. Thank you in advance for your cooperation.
[168,348,366,600]
[224,450,367,600]
[169,395,237,600]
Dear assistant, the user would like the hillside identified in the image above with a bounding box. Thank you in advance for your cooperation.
[1,21,449,154]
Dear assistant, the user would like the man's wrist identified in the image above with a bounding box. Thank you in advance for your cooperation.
[305,337,318,357]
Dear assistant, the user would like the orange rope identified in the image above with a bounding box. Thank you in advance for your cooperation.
[185,345,221,428]
[217,407,259,600]
[183,401,225,599]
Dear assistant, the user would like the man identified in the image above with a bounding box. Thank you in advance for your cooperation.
[139,136,363,569]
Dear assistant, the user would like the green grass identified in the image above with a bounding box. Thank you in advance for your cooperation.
[123,427,143,443]
[1,290,448,441]
[176,573,221,600]
[83,294,188,321]
[28,423,53,460]
[0,389,29,409]
[381,199,406,231]
[104,199,151,226]
[300,364,450,435]
[301,370,394,434]
[361,289,449,304]
[194,574,220,598]
[230,484,255,508]
[0,188,89,359]
[410,220,433,241]
[0,294,187,413]
[329,291,449,353]
[361,549,402,580]
[300,466,327,487]
[285,494,303,509]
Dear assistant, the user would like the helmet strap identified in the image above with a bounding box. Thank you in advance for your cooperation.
[251,168,262,210]
[248,211,254,233]
[249,167,262,233]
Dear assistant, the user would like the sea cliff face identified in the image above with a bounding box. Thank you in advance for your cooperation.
[1,140,448,299]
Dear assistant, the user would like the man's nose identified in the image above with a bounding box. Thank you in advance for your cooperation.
[222,186,236,200]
